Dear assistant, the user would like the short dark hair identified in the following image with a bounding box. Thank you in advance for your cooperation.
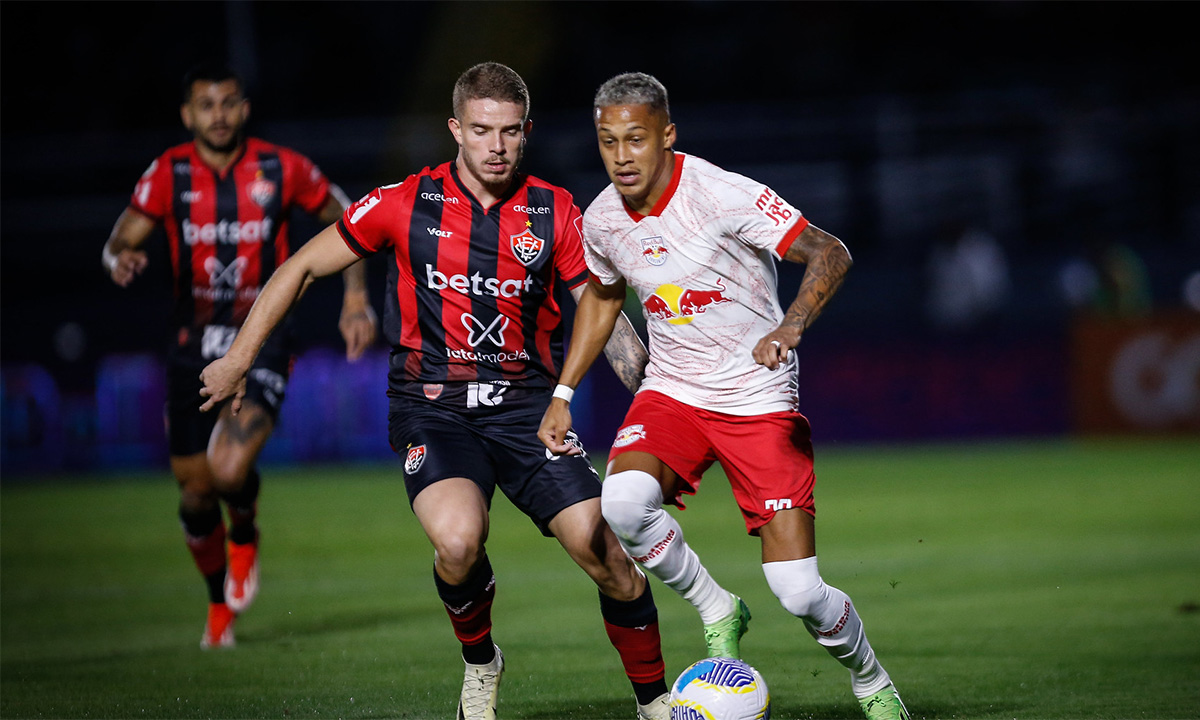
[182,62,243,102]
[452,62,530,120]
[594,72,670,121]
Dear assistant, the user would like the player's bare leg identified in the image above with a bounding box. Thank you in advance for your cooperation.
[551,499,669,718]
[171,452,233,648]
[209,402,274,615]
[413,478,502,720]
[601,452,748,659]
[759,508,908,719]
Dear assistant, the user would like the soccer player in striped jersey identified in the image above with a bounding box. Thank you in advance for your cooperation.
[101,63,377,649]
[199,63,670,720]
[539,72,911,720]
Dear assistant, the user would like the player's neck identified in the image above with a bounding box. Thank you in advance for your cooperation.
[454,156,512,209]
[623,151,676,216]
[194,140,245,175]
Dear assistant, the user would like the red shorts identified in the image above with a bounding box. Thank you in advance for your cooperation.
[608,390,816,535]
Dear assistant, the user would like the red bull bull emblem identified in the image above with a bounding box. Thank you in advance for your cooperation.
[510,228,545,266]
[404,444,427,474]
[613,424,646,448]
[641,236,669,266]
[642,278,731,325]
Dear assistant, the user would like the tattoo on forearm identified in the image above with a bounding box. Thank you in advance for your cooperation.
[603,318,649,395]
[782,226,852,333]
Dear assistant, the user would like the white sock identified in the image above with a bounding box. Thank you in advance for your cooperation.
[763,557,891,698]
[602,470,734,624]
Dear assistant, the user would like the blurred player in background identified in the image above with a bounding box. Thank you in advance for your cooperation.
[101,62,377,649]
[198,63,671,720]
[539,72,911,720]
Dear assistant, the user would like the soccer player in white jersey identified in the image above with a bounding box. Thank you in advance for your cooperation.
[538,72,910,720]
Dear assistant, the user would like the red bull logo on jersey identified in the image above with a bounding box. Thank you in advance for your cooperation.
[510,227,545,266]
[642,278,731,325]
[641,236,669,266]
[404,444,427,475]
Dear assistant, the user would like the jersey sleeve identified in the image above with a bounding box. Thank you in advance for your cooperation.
[283,149,332,215]
[581,210,623,287]
[721,171,810,259]
[129,155,171,222]
[336,186,394,257]
[553,203,590,290]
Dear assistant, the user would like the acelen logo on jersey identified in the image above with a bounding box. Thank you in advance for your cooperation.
[425,264,534,298]
[182,218,273,246]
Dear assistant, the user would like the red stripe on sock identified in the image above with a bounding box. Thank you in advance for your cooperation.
[604,620,666,683]
[184,521,227,576]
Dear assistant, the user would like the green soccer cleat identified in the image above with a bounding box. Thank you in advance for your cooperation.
[859,684,910,720]
[702,593,751,659]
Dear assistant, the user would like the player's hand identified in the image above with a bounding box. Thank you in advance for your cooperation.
[538,400,582,456]
[199,357,248,415]
[339,301,378,362]
[752,327,800,371]
[107,249,149,287]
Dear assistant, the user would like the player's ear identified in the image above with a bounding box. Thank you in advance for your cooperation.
[242,98,251,121]
[523,118,533,138]
[448,116,463,146]
[180,104,194,131]
[663,122,677,150]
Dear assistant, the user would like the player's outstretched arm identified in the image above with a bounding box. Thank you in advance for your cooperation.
[753,223,853,370]
[199,224,362,414]
[317,191,378,362]
[540,277,630,453]
[101,208,155,287]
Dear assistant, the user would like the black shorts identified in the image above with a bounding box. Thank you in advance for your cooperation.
[388,387,601,536]
[165,338,292,457]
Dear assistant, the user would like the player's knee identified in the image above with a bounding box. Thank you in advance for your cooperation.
[763,558,826,620]
[601,470,662,540]
[432,533,485,580]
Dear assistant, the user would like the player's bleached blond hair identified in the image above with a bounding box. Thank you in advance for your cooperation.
[593,72,670,121]
[452,62,530,121]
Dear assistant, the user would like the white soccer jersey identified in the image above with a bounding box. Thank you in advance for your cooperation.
[583,153,810,415]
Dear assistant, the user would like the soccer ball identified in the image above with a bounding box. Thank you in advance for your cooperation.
[669,657,771,720]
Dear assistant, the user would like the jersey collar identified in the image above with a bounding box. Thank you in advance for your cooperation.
[622,152,686,222]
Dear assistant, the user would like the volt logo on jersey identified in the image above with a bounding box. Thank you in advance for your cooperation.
[462,313,509,347]
[510,227,545,266]
[204,257,247,288]
[643,278,731,325]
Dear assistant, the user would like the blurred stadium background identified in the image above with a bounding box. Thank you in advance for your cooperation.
[3,1,1198,477]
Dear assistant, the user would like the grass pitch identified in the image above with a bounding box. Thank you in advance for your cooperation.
[2,438,1198,719]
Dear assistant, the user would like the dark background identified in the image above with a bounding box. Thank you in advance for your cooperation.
[3,1,1199,472]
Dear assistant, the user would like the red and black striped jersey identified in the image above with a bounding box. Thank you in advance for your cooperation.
[337,161,589,394]
[129,137,331,341]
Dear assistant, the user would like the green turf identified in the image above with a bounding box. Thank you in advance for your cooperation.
[3,438,1198,719]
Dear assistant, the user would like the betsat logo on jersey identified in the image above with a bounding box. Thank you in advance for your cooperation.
[669,657,770,720]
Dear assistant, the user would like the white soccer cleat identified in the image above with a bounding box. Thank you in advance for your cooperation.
[636,691,671,720]
[456,644,504,720]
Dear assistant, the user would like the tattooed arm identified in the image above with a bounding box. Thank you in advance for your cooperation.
[752,223,853,370]
[569,282,648,395]
[540,278,646,454]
